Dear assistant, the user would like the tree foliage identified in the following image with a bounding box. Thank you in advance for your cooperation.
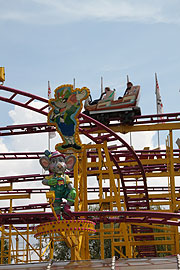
[46,240,71,261]
[0,239,9,264]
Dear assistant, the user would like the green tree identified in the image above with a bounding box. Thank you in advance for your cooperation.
[45,240,71,261]
[0,239,9,264]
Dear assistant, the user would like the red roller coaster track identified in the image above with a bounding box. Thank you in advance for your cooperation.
[2,84,179,256]
[1,210,180,227]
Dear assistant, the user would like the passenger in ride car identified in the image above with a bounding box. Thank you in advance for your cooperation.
[118,82,133,100]
[89,87,114,105]
[124,82,133,96]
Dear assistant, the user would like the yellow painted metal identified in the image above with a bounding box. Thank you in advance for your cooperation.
[166,132,176,212]
[40,239,52,257]
[74,152,79,212]
[34,220,96,238]
[0,186,12,191]
[26,224,29,263]
[0,194,30,200]
[81,138,180,258]
[82,147,88,212]
[103,141,132,258]
[46,191,58,221]
[81,231,90,260]
[75,147,91,260]
[8,197,12,264]
[83,122,180,134]
[166,132,180,254]
[46,191,55,204]
[3,122,180,262]
[0,226,8,234]
[76,152,83,212]
[127,239,175,246]
[0,67,5,82]
[49,234,54,260]
[130,223,175,232]
[39,235,42,261]
[34,215,95,261]
[97,145,105,260]
[16,234,19,264]
[12,225,41,258]
[0,226,5,264]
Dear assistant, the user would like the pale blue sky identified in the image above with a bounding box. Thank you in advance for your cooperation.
[1,0,180,141]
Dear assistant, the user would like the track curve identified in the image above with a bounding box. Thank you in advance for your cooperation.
[0,85,149,210]
[0,85,156,257]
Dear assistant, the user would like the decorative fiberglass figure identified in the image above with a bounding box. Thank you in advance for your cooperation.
[48,84,89,152]
[39,150,76,217]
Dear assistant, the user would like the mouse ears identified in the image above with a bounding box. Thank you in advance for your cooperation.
[65,155,76,171]
[39,156,50,171]
[39,150,54,171]
[39,150,76,171]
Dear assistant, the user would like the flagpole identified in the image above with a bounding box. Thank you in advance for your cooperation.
[101,76,103,94]
[127,75,133,147]
[155,73,160,148]
[48,80,51,151]
[130,132,133,147]
[157,127,160,148]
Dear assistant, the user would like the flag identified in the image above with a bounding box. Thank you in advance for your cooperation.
[48,81,56,140]
[155,73,163,115]
[155,73,164,148]
[48,80,52,99]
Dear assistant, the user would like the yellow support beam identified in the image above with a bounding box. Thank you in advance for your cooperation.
[113,239,175,247]
[0,194,30,200]
[103,141,131,258]
[0,67,5,82]
[0,186,12,191]
[81,122,180,134]
[12,225,41,259]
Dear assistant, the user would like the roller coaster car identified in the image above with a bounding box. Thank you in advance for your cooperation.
[84,85,141,125]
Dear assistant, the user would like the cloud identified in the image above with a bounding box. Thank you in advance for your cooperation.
[8,101,46,125]
[1,0,180,25]
[0,103,165,211]
[0,103,47,177]
[0,138,8,152]
[1,102,159,178]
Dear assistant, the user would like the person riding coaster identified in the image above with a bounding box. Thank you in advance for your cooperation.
[87,87,115,106]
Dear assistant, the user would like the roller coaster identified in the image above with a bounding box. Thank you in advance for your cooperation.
[1,84,180,264]
[83,85,141,124]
